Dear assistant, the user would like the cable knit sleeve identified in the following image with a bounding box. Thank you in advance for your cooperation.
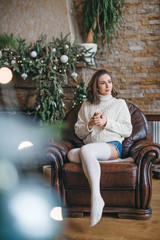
[104,100,132,138]
[74,101,92,140]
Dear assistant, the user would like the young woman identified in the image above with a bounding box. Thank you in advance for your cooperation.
[67,69,132,227]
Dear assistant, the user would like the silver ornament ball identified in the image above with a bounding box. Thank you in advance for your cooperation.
[21,73,28,80]
[71,72,78,80]
[30,51,37,58]
[60,55,68,63]
[65,44,69,49]
[11,60,16,65]
[51,48,56,53]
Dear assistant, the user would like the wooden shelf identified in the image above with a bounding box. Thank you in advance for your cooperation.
[75,62,87,68]
[145,114,160,121]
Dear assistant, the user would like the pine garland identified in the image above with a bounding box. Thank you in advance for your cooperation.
[0,33,94,125]
[72,78,87,108]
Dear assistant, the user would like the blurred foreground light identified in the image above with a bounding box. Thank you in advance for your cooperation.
[0,67,13,84]
[50,206,63,221]
[8,187,59,239]
[0,160,19,191]
[18,141,33,150]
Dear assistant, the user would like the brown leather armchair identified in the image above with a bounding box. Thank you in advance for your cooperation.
[43,102,160,219]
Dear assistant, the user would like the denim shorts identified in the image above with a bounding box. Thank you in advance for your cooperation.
[107,141,122,158]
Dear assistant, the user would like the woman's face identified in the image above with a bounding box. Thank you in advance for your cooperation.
[97,74,113,95]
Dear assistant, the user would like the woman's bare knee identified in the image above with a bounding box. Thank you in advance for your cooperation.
[108,144,119,160]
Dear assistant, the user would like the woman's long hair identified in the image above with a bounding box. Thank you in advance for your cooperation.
[86,69,118,104]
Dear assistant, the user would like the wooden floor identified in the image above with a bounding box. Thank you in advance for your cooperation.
[60,179,160,240]
[43,167,160,240]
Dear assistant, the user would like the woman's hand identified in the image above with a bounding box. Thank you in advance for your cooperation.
[88,112,107,130]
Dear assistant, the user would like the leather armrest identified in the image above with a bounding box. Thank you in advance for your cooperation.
[42,140,75,165]
[130,139,160,209]
[130,139,160,163]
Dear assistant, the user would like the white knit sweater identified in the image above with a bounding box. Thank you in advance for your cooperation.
[74,94,132,144]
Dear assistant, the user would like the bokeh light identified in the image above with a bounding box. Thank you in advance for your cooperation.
[8,190,53,239]
[18,141,34,150]
[50,206,63,221]
[3,183,64,240]
[0,67,13,84]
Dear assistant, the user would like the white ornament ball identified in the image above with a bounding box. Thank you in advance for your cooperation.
[71,71,78,80]
[51,48,56,53]
[53,66,56,70]
[30,51,37,58]
[21,73,28,80]
[11,60,16,65]
[60,55,68,63]
[65,44,69,49]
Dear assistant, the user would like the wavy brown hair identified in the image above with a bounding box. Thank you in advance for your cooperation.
[86,69,118,104]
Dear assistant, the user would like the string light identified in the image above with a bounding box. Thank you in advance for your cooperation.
[0,67,13,84]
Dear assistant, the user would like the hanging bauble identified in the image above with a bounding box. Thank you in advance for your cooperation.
[21,73,28,80]
[60,55,68,63]
[64,44,69,49]
[58,88,63,94]
[53,66,56,70]
[71,71,78,80]
[11,60,16,65]
[30,51,37,58]
[0,51,2,58]
[51,48,56,53]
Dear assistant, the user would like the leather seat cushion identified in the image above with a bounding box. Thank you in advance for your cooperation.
[63,162,138,189]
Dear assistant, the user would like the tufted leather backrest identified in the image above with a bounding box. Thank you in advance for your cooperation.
[63,102,149,157]
[122,102,149,157]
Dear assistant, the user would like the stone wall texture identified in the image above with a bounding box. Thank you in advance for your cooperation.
[0,0,159,114]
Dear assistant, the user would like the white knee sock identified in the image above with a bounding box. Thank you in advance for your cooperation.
[79,143,111,227]
[67,148,81,163]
